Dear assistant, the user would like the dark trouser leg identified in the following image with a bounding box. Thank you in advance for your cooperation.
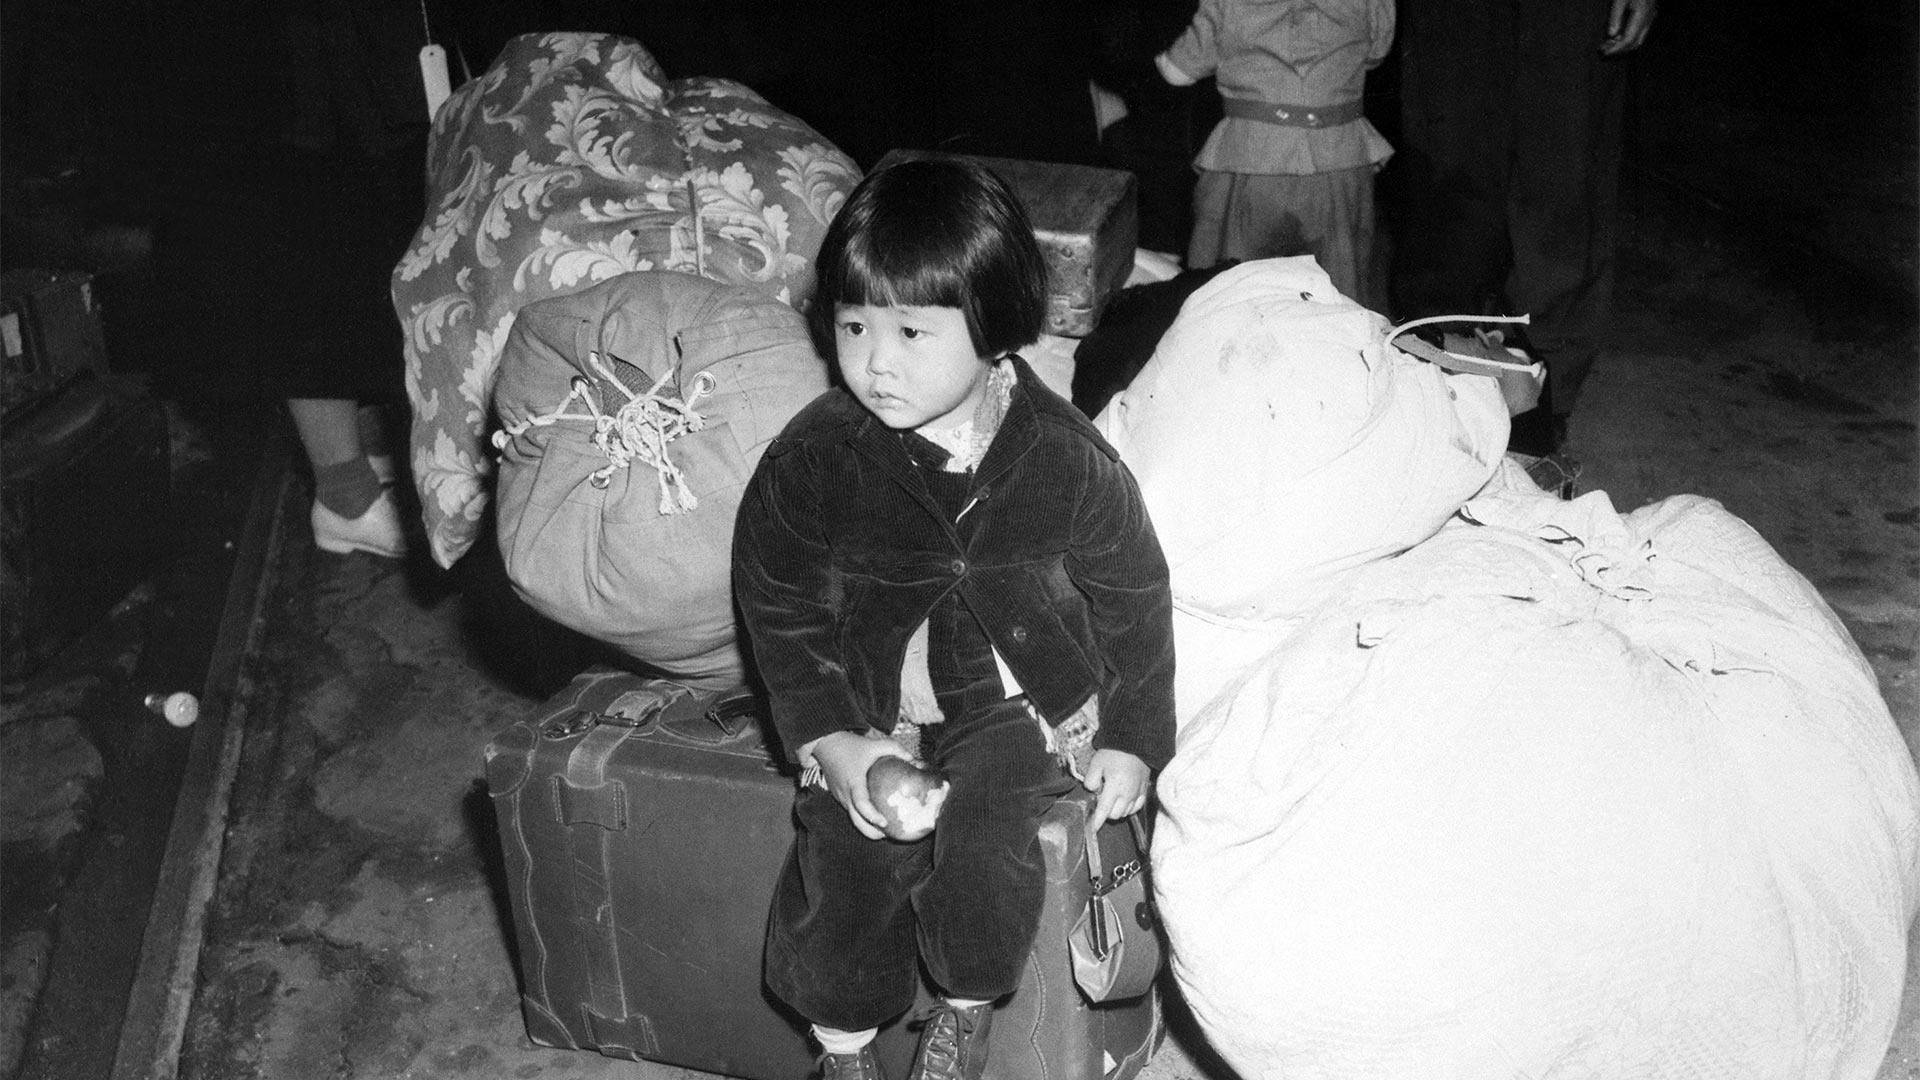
[1505,1,1626,417]
[1391,0,1514,321]
[914,698,1076,1001]
[1395,0,1626,419]
[766,785,928,1032]
[763,700,1074,1028]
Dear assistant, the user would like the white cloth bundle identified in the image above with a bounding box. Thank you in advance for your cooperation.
[1093,256,1508,720]
[1153,467,1920,1077]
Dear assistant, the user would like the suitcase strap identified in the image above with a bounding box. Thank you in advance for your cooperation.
[553,681,694,826]
[550,680,688,1060]
[558,721,634,828]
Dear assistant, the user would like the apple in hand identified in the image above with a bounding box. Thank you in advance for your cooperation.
[865,756,950,841]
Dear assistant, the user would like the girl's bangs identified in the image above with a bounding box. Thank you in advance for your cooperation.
[838,232,969,311]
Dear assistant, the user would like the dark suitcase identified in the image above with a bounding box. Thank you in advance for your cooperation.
[483,668,1163,1080]
[873,150,1139,339]
[1,373,172,680]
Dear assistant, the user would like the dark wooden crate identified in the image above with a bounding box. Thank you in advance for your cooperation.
[874,150,1139,338]
[2,269,110,381]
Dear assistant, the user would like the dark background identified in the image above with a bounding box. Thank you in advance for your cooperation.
[1,0,1914,421]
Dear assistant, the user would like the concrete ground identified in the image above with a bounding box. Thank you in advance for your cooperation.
[5,241,1916,1078]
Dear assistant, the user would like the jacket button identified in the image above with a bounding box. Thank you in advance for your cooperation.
[1009,626,1029,644]
[950,559,967,575]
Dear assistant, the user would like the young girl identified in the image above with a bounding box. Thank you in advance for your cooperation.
[732,157,1177,1080]
[1155,0,1396,312]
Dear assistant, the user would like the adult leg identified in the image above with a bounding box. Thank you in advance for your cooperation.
[288,397,362,469]
[289,396,379,513]
[357,401,397,482]
[291,396,404,555]
[1389,0,1514,320]
[273,137,419,556]
[1505,0,1627,418]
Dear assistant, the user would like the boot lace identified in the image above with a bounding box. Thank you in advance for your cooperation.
[908,1005,981,1080]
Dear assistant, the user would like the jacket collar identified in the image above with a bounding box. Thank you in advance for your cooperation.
[845,355,1046,487]
[973,360,1041,491]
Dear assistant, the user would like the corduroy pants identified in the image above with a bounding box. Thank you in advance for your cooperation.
[763,687,1077,1032]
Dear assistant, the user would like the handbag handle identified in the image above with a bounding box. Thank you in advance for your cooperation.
[1085,813,1151,895]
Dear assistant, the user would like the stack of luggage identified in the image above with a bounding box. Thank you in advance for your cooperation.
[421,31,1167,1080]
[416,33,1920,1080]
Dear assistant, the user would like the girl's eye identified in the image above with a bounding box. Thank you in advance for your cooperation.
[900,327,924,341]
[839,321,866,337]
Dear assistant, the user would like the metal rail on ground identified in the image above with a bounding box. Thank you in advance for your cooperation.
[110,419,296,1080]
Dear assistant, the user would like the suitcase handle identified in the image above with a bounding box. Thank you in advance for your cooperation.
[540,707,655,740]
[700,686,762,738]
[540,685,762,742]
[655,687,766,746]
[540,682,689,740]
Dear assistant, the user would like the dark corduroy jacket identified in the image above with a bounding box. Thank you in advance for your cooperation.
[732,356,1177,773]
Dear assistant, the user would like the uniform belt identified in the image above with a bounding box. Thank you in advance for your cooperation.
[1220,96,1365,128]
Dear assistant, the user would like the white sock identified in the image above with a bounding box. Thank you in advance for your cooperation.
[813,1025,878,1054]
[944,997,991,1010]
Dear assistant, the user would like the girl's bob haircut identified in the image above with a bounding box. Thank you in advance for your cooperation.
[807,157,1048,363]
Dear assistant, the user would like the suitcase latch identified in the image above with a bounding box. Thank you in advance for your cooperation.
[542,706,670,740]
[540,685,690,740]
[543,708,655,739]
[540,710,597,739]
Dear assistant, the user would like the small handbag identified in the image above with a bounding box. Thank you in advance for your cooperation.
[1069,813,1163,1002]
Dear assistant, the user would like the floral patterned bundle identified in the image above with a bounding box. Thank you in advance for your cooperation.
[391,31,860,567]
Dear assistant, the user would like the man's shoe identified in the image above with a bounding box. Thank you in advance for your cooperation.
[906,1002,993,1080]
[816,1043,886,1080]
[311,489,406,558]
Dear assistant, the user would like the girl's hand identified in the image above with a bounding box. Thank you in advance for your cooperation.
[1082,749,1151,824]
[807,730,914,840]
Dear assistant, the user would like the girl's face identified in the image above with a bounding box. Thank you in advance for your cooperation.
[834,303,993,433]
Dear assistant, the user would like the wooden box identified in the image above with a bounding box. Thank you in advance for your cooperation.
[2,269,109,380]
[873,150,1139,338]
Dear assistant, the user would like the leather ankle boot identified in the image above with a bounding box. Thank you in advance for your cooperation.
[906,1002,992,1080]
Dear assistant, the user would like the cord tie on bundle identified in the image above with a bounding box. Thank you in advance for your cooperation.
[495,350,715,514]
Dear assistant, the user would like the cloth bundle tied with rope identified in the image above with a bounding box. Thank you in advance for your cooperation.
[491,270,829,688]
[495,351,716,515]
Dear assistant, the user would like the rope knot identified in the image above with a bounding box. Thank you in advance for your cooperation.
[496,352,716,515]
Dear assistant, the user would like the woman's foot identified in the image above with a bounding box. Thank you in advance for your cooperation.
[311,488,406,558]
